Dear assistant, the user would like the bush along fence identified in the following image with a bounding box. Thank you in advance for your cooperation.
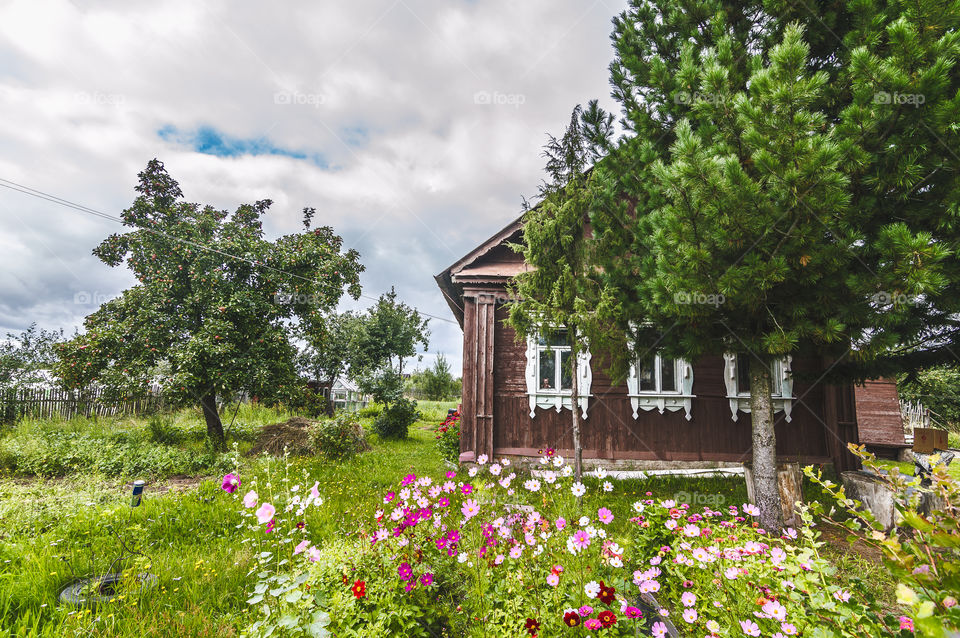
[0,385,165,423]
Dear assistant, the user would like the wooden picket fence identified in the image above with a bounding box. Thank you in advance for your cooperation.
[0,385,165,423]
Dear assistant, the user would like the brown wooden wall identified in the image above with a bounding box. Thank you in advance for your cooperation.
[457,300,862,467]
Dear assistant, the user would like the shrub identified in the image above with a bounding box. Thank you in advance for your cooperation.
[146,413,180,445]
[372,398,420,440]
[436,410,460,463]
[357,403,383,419]
[310,412,369,461]
[808,444,960,635]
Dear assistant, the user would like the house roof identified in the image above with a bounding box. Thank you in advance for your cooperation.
[434,214,526,329]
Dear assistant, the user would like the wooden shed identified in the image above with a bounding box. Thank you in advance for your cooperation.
[437,216,907,473]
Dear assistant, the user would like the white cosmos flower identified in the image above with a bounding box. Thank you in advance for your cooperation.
[584,581,601,598]
[571,482,586,497]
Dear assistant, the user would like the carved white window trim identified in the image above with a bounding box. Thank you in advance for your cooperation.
[626,352,695,420]
[524,330,592,419]
[722,353,794,422]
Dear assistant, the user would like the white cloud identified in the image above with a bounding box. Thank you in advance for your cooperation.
[0,0,627,375]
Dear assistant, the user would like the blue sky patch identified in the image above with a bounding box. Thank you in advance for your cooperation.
[158,124,327,167]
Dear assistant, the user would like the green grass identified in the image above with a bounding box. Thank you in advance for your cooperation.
[873,456,960,482]
[0,401,892,636]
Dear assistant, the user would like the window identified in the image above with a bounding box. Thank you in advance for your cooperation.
[537,330,573,392]
[524,328,592,419]
[723,353,794,422]
[626,351,694,420]
[734,354,783,397]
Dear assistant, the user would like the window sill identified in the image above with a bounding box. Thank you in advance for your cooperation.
[527,393,592,419]
[628,394,695,420]
[726,396,795,422]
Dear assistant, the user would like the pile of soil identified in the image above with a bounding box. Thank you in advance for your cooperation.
[247,417,318,457]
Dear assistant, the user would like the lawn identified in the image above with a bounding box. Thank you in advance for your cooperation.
[0,401,897,636]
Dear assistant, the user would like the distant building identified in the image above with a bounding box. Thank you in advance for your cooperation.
[320,377,369,412]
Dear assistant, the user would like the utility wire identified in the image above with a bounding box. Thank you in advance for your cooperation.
[0,177,458,324]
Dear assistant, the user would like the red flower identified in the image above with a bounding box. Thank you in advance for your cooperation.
[524,618,540,635]
[563,611,581,627]
[597,580,616,605]
[597,610,617,627]
[351,579,366,598]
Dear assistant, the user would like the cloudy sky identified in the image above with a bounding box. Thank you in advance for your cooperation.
[0,0,626,375]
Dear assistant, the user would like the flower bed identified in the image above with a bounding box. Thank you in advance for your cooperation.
[222,448,948,637]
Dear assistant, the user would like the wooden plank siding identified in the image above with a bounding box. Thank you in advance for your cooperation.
[489,303,840,465]
[855,378,906,448]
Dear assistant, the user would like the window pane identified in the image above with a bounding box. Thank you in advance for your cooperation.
[770,361,783,396]
[559,351,573,390]
[539,350,555,390]
[736,354,751,394]
[539,329,570,348]
[661,357,677,392]
[638,355,656,392]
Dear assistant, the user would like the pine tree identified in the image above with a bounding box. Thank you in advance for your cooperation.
[589,0,960,531]
[508,103,616,481]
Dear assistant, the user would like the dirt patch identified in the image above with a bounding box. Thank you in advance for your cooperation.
[817,519,885,563]
[246,417,318,457]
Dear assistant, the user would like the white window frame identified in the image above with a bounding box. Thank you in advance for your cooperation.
[524,328,592,419]
[722,353,794,422]
[626,351,695,420]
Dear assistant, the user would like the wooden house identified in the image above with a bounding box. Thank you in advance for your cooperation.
[436,216,909,473]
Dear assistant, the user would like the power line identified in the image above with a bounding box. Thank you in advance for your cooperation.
[0,177,458,324]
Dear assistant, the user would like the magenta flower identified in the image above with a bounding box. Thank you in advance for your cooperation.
[556,517,567,531]
[899,616,914,632]
[265,518,275,534]
[438,496,450,507]
[402,474,416,486]
[419,572,434,586]
[384,491,395,503]
[398,562,413,582]
[446,470,456,479]
[221,473,240,493]
[578,605,594,617]
[584,618,601,630]
[623,606,642,619]
[461,484,473,495]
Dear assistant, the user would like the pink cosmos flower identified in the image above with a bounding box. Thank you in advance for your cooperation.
[294,540,311,555]
[681,592,696,607]
[461,484,473,495]
[265,518,275,534]
[762,600,787,621]
[221,473,240,493]
[572,530,591,550]
[740,619,761,636]
[780,623,798,635]
[546,573,559,587]
[255,502,275,524]
[682,608,697,623]
[724,567,739,580]
[402,474,416,486]
[446,470,456,479]
[639,580,660,593]
[556,517,567,531]
[833,590,851,603]
[307,546,321,562]
[242,490,258,508]
[461,498,480,519]
[597,507,614,524]
[652,621,668,637]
